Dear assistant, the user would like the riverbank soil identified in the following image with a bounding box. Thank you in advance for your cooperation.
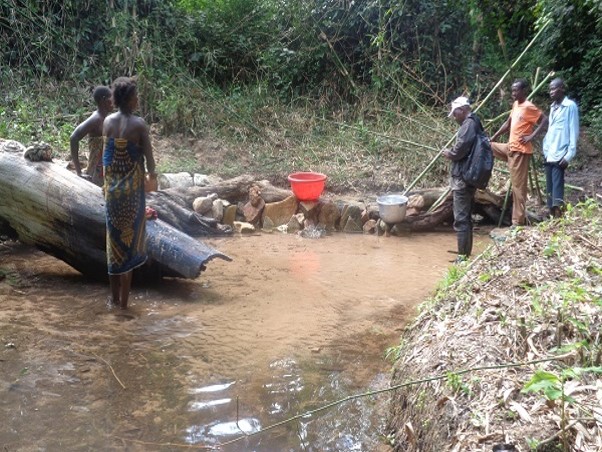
[387,202,602,449]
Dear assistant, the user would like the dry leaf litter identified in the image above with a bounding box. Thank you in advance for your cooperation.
[388,200,602,451]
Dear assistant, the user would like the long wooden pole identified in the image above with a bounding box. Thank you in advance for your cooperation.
[426,69,556,213]
[402,20,551,197]
[498,184,512,227]
[484,70,555,131]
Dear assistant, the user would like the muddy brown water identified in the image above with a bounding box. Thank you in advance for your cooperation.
[0,231,471,451]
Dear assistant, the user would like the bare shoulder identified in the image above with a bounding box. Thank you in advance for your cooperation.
[104,112,120,124]
[88,111,105,132]
[102,112,120,134]
[133,115,150,132]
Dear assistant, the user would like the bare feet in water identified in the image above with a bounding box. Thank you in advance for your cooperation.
[106,296,122,310]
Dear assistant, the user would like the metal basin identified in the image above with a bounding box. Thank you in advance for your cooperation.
[376,194,408,224]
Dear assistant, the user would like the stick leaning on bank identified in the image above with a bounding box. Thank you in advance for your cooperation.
[401,20,552,201]
[427,69,556,214]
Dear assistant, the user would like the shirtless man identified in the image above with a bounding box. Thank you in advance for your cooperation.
[70,86,113,186]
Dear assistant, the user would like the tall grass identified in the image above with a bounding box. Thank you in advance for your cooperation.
[146,73,456,192]
[1,70,456,193]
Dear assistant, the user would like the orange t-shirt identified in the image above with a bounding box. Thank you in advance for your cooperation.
[508,100,542,154]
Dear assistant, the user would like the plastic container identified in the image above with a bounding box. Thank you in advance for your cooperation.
[376,194,408,224]
[288,172,327,201]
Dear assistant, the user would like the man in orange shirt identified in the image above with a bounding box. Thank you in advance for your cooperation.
[490,79,548,226]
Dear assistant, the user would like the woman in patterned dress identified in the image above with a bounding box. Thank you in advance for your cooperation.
[103,77,157,309]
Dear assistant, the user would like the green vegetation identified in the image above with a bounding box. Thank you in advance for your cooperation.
[0,0,600,187]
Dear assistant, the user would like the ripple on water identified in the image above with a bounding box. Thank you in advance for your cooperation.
[263,358,304,416]
[185,418,261,445]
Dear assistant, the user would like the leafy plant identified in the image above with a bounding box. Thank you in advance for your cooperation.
[385,345,403,363]
[523,366,602,402]
[446,371,471,396]
[523,370,567,401]
[543,235,561,258]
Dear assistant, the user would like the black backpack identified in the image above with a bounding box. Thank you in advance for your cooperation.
[461,116,493,189]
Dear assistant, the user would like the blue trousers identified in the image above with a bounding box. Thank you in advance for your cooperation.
[544,162,565,209]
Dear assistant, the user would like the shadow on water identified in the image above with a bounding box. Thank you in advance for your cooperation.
[0,232,468,450]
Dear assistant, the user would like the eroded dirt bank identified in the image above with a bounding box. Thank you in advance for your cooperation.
[388,203,602,451]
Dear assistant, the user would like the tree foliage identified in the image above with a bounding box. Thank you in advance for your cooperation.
[536,0,602,118]
[0,0,600,130]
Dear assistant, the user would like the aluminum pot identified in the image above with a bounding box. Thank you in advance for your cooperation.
[376,194,408,224]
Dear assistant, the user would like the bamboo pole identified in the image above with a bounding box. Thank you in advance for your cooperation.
[498,184,512,227]
[427,70,556,213]
[531,160,544,204]
[402,20,551,197]
[533,67,541,91]
[319,30,359,94]
[528,161,536,195]
[323,120,440,151]
[369,107,449,135]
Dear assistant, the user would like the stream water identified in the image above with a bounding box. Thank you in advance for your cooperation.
[0,231,467,451]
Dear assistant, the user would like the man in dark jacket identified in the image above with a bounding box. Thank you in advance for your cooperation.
[442,96,481,262]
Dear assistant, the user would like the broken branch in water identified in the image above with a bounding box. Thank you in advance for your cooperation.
[92,352,126,390]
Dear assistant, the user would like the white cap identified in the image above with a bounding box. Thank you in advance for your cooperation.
[448,96,470,117]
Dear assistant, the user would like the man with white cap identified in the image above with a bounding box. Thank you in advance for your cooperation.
[490,79,548,226]
[442,96,483,262]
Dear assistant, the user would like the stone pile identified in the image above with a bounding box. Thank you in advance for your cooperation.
[154,172,448,237]
[184,179,416,237]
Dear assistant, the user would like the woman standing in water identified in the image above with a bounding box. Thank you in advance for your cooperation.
[103,76,157,309]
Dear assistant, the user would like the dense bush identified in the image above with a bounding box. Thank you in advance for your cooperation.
[535,0,602,122]
[0,0,600,144]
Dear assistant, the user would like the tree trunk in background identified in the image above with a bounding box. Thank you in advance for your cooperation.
[164,175,293,205]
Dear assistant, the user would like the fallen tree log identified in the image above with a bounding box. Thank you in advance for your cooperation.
[402,195,454,231]
[146,191,232,236]
[0,143,231,279]
[164,174,293,206]
[401,187,546,229]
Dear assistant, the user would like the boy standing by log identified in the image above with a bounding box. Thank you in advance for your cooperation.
[70,86,113,186]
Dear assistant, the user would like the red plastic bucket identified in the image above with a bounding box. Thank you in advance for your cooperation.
[287,172,327,201]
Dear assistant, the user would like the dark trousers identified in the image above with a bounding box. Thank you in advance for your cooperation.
[544,162,565,209]
[452,185,476,256]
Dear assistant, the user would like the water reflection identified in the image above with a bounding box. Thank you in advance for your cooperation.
[189,398,231,411]
[190,381,236,394]
[0,233,457,450]
[185,418,262,445]
[288,249,321,280]
[264,358,304,416]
